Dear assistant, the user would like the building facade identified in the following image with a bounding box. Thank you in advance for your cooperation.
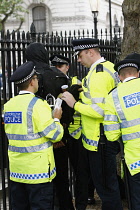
[5,0,124,38]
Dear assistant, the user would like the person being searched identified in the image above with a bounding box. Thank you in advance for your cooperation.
[49,54,75,210]
[104,52,140,210]
[3,61,63,210]
[62,38,123,210]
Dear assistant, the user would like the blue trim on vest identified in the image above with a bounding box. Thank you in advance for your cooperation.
[82,134,98,147]
[130,160,140,170]
[10,167,56,180]
[70,126,82,137]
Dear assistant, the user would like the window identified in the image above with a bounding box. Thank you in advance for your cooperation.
[32,6,46,33]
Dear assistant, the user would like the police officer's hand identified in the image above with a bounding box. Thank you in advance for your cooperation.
[53,107,62,120]
[62,91,76,108]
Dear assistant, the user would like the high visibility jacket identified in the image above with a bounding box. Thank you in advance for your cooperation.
[104,78,140,176]
[68,76,82,139]
[4,94,63,184]
[74,61,119,151]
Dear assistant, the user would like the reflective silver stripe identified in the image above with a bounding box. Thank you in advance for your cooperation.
[70,126,82,137]
[104,114,118,122]
[112,89,126,120]
[77,79,81,85]
[122,132,140,141]
[10,167,56,180]
[129,160,140,170]
[103,66,118,87]
[112,90,140,141]
[91,97,105,104]
[120,118,140,128]
[84,92,105,104]
[52,123,62,140]
[82,134,98,147]
[84,91,91,99]
[8,141,52,153]
[91,104,104,116]
[87,64,118,87]
[27,97,39,134]
[6,132,42,140]
[6,122,57,140]
[104,124,120,131]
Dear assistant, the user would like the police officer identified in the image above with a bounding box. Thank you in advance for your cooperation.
[67,76,96,209]
[50,54,95,210]
[4,61,63,210]
[104,53,140,210]
[62,38,123,210]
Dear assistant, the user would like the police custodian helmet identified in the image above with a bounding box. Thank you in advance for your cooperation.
[10,61,38,84]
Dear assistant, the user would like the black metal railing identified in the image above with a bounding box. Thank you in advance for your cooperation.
[0,26,122,209]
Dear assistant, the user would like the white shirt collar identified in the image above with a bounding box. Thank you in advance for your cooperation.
[123,77,137,83]
[90,57,106,70]
[19,90,34,95]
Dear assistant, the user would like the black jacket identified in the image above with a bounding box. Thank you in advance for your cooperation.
[25,43,74,125]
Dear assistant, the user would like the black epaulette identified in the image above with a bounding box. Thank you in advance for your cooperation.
[108,87,117,94]
[96,64,103,72]
[35,95,45,101]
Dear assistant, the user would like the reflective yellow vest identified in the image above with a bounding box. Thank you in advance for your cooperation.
[104,78,140,176]
[4,94,63,183]
[68,76,82,139]
[74,61,119,151]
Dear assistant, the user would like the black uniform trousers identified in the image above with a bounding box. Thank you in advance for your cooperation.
[67,135,95,210]
[10,180,54,210]
[53,144,74,210]
[88,138,123,210]
[127,168,140,210]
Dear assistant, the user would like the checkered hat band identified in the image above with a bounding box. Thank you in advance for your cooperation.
[52,56,68,64]
[74,44,99,51]
[118,63,138,72]
[15,68,36,84]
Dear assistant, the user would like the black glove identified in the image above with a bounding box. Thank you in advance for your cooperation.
[68,84,82,101]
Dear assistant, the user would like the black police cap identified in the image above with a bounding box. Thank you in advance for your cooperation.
[10,61,37,84]
[114,52,140,72]
[125,52,140,60]
[49,54,70,65]
[72,38,99,55]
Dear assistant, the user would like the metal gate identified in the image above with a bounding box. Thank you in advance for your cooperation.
[0,26,121,209]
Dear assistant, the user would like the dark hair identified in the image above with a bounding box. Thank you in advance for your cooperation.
[56,63,69,68]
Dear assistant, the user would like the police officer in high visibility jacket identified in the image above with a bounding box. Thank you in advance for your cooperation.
[68,76,82,142]
[67,76,96,209]
[104,53,140,210]
[4,61,64,210]
[62,38,123,210]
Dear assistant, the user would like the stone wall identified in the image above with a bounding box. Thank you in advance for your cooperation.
[4,0,123,36]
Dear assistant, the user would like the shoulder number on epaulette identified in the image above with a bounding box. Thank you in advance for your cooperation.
[96,64,103,72]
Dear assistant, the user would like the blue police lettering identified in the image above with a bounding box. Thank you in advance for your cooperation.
[123,92,140,108]
[4,112,22,124]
